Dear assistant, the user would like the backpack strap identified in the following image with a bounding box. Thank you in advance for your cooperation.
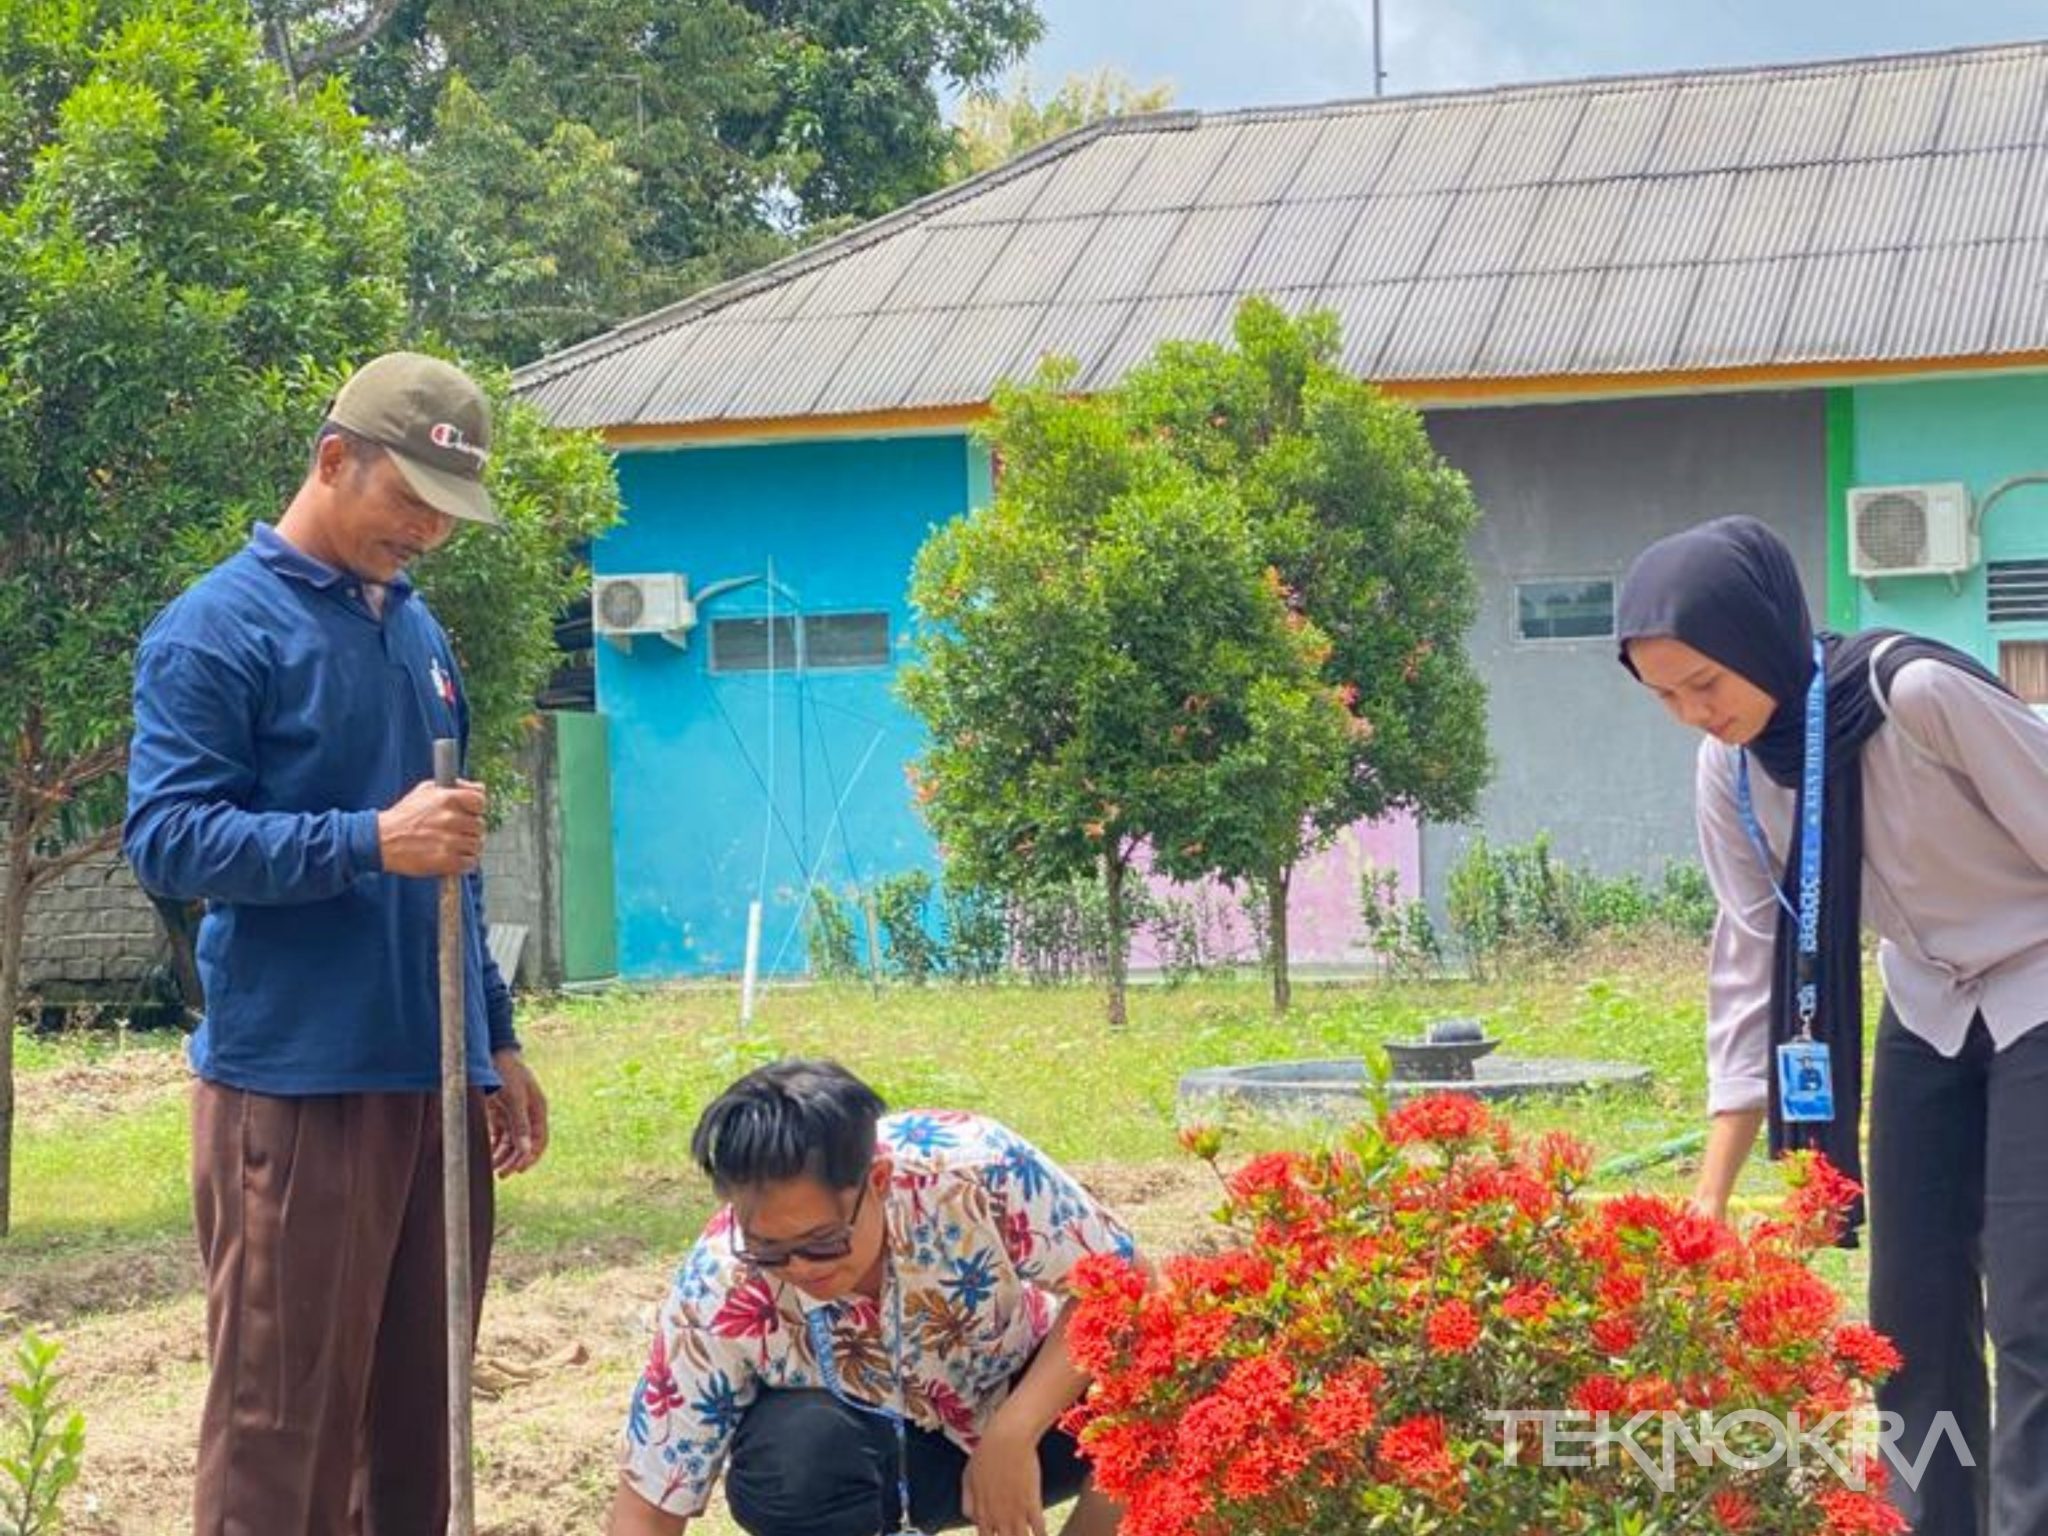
[1868,634,1940,762]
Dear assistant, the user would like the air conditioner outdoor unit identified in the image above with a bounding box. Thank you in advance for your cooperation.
[1847,483,1976,580]
[592,573,696,651]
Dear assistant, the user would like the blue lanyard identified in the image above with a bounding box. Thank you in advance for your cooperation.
[1735,638,1826,1040]
[805,1260,918,1534]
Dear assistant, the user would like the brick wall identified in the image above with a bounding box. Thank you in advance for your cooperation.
[2,851,168,1004]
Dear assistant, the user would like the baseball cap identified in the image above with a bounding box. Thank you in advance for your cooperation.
[326,352,498,526]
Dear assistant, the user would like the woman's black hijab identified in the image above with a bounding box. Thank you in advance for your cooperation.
[1617,516,2006,1243]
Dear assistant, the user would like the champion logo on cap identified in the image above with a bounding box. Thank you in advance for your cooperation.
[430,421,488,468]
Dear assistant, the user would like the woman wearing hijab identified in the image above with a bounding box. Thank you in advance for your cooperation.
[1616,515,2048,1536]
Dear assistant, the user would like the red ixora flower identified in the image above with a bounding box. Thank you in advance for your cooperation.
[1590,1314,1640,1356]
[1384,1093,1491,1146]
[1304,1362,1382,1451]
[1375,1414,1461,1505]
[1710,1488,1757,1532]
[1064,1096,1874,1535]
[1814,1486,1912,1534]
[1740,1268,1841,1350]
[1787,1152,1864,1240]
[1832,1323,1904,1380]
[1573,1374,1627,1415]
[1500,1282,1558,1324]
[1425,1300,1482,1355]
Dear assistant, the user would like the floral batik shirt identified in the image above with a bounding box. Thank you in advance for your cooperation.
[619,1111,1138,1518]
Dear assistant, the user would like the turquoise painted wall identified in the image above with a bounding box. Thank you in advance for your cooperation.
[1849,374,2048,659]
[595,435,972,978]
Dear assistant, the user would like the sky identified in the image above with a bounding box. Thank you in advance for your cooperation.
[1011,0,2048,111]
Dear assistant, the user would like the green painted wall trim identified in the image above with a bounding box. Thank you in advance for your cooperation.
[1824,388,1858,632]
[967,437,995,510]
[554,710,618,982]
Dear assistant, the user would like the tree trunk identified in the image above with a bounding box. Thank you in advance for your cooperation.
[1267,864,1293,1015]
[288,0,408,79]
[1102,854,1129,1029]
[0,794,33,1238]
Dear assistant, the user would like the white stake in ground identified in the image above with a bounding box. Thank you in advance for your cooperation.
[740,898,764,1026]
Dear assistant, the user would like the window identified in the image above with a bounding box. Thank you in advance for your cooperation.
[709,615,798,673]
[804,612,891,670]
[1515,578,1616,643]
[1999,641,2048,706]
[706,612,890,673]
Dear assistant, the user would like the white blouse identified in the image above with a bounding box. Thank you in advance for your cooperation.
[1697,655,2048,1114]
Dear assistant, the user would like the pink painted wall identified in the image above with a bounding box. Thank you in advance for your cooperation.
[1126,812,1422,971]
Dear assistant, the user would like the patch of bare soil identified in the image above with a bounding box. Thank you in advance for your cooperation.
[16,1045,190,1129]
[41,1164,1220,1534]
[1071,1158,1224,1255]
[1,1234,201,1330]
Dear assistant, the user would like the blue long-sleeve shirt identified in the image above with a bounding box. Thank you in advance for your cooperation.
[125,524,517,1094]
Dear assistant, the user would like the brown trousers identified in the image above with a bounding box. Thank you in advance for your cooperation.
[191,1082,494,1536]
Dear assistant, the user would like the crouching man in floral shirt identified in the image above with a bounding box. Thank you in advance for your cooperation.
[607,1058,1137,1536]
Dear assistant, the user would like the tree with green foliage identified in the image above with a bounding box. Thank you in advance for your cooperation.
[728,0,1045,220]
[0,0,619,1235]
[904,364,1349,1027]
[950,67,1173,180]
[402,74,652,368]
[1119,298,1490,1008]
[258,0,1046,364]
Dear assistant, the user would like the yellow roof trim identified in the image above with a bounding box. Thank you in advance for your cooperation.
[602,403,990,449]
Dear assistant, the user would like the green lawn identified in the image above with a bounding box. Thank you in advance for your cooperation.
[10,940,1844,1310]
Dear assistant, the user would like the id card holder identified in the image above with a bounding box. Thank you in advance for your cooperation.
[1777,1040,1835,1123]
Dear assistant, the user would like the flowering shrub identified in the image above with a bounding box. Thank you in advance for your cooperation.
[1068,1096,1906,1536]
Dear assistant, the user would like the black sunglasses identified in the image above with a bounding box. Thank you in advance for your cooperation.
[735,1180,870,1270]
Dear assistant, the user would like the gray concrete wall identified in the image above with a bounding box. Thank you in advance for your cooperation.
[1418,390,1828,908]
[2,850,167,1005]
[481,720,562,991]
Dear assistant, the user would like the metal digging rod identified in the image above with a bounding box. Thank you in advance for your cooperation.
[434,737,476,1536]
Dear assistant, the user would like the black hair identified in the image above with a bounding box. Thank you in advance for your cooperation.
[690,1059,887,1196]
[309,419,384,479]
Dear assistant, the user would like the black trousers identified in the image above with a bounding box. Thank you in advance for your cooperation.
[1869,1007,2048,1536]
[725,1386,1091,1536]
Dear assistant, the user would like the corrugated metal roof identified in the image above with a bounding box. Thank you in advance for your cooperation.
[1464,92,1586,187]
[1327,192,1456,285]
[1325,283,1415,375]
[516,39,2048,429]
[1018,134,1152,221]
[1059,212,1184,303]
[793,231,932,318]
[1550,87,1673,180]
[1992,240,2048,349]
[1150,204,1276,294]
[970,216,1102,307]
[1478,270,1609,376]
[1778,250,1907,360]
[1236,198,1363,291]
[1573,266,1701,372]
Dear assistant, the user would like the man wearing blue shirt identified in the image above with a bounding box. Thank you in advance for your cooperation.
[125,352,550,1536]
